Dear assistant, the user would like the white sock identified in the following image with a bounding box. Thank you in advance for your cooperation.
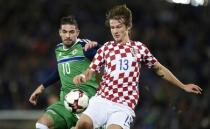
[36,122,49,129]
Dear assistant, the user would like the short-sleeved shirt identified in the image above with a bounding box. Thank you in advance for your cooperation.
[55,39,98,101]
[89,41,157,109]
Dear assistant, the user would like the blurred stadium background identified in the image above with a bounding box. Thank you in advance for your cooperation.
[0,0,209,129]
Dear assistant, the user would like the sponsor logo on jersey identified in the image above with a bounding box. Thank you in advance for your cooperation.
[58,52,62,57]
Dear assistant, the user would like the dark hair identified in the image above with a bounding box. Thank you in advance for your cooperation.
[105,4,132,29]
[60,15,79,29]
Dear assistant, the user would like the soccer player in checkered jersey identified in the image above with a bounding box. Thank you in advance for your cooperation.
[73,5,202,129]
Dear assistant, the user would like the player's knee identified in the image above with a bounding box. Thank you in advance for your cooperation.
[36,114,53,129]
[76,114,93,129]
[107,124,123,129]
[77,121,92,129]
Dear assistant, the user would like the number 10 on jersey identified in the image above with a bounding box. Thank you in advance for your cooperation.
[62,63,71,75]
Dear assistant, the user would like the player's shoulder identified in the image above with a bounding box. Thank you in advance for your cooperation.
[55,43,63,49]
[131,41,148,49]
[77,38,90,47]
[98,41,114,51]
[78,38,90,43]
[131,41,145,46]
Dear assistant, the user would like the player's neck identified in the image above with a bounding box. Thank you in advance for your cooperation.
[63,41,76,49]
[63,44,72,49]
[117,36,130,44]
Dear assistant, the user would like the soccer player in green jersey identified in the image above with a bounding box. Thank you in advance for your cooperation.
[29,16,100,129]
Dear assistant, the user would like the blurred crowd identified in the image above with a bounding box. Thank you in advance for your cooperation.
[0,0,210,129]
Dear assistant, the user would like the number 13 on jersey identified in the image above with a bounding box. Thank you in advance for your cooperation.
[119,59,129,70]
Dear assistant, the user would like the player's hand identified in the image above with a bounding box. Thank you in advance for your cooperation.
[73,74,86,85]
[183,84,202,94]
[84,41,98,51]
[29,85,45,105]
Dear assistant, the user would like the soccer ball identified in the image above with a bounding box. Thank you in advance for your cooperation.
[64,89,89,113]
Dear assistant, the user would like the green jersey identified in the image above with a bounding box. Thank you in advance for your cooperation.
[55,39,98,101]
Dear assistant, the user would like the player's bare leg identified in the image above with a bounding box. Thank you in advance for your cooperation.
[36,114,53,129]
[76,114,93,129]
[107,124,123,129]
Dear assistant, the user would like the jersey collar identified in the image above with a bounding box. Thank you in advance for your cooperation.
[62,38,80,51]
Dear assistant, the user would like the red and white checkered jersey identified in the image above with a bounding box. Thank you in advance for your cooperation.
[89,41,158,109]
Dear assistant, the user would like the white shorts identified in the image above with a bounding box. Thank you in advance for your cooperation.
[83,96,135,129]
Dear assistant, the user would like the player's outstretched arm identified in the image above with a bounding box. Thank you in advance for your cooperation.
[29,69,59,105]
[73,68,95,85]
[29,84,45,105]
[152,62,202,94]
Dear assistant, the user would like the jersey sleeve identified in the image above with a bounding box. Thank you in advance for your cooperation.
[139,43,158,68]
[89,45,105,73]
[42,68,60,88]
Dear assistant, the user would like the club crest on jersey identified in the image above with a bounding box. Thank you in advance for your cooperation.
[130,48,138,56]
[72,49,78,55]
